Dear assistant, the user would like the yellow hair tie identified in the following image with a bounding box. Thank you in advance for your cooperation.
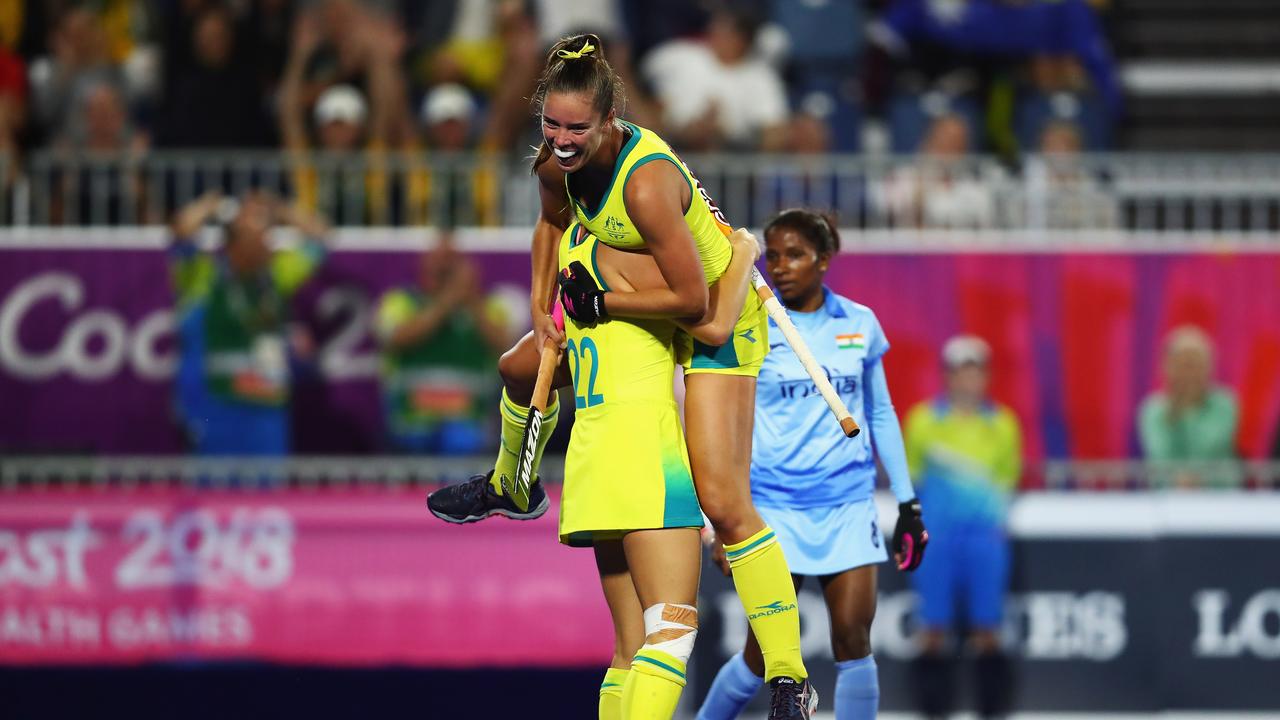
[556,41,596,60]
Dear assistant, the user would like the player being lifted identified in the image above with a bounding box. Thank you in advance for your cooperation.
[428,34,817,718]
[554,223,757,719]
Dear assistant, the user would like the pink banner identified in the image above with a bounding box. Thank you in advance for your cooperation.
[0,487,612,667]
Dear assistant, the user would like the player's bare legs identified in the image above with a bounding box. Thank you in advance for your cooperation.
[596,542,647,667]
[593,530,702,720]
[620,528,702,719]
[595,541,645,718]
[686,374,811,702]
[821,565,878,662]
[683,374,765,544]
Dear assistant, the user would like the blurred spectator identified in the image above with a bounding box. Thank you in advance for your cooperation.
[374,233,509,454]
[788,112,832,156]
[169,190,329,456]
[409,82,494,224]
[278,6,411,224]
[641,5,789,151]
[1028,119,1117,229]
[754,112,840,222]
[420,82,477,151]
[874,112,1001,229]
[30,6,119,146]
[904,335,1022,720]
[1138,326,1240,487]
[67,77,144,152]
[313,84,368,151]
[869,0,1121,120]
[27,3,158,145]
[401,0,533,151]
[50,77,148,224]
[414,0,512,94]
[1015,89,1111,152]
[770,0,865,151]
[155,4,273,147]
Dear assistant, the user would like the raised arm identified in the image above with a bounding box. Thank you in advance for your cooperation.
[170,191,223,241]
[608,160,708,320]
[279,13,321,153]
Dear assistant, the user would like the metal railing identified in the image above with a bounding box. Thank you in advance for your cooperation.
[6,150,1280,238]
[2,455,1276,492]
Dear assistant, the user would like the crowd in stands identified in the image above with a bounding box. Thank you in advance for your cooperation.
[0,0,1121,226]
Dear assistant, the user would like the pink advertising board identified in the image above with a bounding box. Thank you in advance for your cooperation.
[0,487,613,666]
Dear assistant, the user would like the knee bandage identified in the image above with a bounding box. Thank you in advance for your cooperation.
[642,603,699,664]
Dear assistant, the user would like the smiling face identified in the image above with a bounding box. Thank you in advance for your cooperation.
[542,91,613,173]
[764,226,829,310]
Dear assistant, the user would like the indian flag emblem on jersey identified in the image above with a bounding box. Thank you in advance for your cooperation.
[836,333,865,350]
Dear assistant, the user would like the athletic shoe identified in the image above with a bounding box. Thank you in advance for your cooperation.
[427,471,549,523]
[767,677,818,720]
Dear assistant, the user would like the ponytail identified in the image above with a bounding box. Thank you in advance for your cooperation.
[531,33,625,171]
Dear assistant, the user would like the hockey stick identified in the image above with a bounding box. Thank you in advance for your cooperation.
[503,338,561,510]
[752,267,861,437]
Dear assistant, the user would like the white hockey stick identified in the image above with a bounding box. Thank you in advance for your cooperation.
[752,267,861,437]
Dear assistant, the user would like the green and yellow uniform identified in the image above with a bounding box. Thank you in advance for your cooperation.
[171,241,324,407]
[568,121,768,376]
[557,224,702,547]
[375,289,505,444]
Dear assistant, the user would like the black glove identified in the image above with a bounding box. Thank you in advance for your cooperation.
[558,260,607,325]
[892,499,928,571]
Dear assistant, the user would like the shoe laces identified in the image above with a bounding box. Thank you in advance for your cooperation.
[453,473,492,504]
[769,679,805,718]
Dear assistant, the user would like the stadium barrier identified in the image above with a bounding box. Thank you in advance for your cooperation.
[2,476,1277,714]
[8,150,1280,234]
[2,456,1278,492]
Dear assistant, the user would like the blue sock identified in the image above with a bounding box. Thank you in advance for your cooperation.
[835,655,880,719]
[696,652,763,720]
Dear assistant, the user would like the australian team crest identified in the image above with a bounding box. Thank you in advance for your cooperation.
[603,215,627,239]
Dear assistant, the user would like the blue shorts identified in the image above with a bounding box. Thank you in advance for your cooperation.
[910,521,1009,629]
[757,499,888,576]
[191,395,289,456]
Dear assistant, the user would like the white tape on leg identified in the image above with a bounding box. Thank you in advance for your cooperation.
[642,603,699,664]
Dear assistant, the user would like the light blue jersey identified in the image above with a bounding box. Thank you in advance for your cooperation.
[751,287,915,509]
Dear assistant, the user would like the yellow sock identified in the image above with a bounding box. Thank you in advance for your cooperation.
[599,667,628,720]
[724,526,807,682]
[622,648,686,720]
[490,388,560,494]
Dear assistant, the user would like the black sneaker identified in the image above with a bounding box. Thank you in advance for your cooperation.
[768,677,818,720]
[427,471,549,524]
